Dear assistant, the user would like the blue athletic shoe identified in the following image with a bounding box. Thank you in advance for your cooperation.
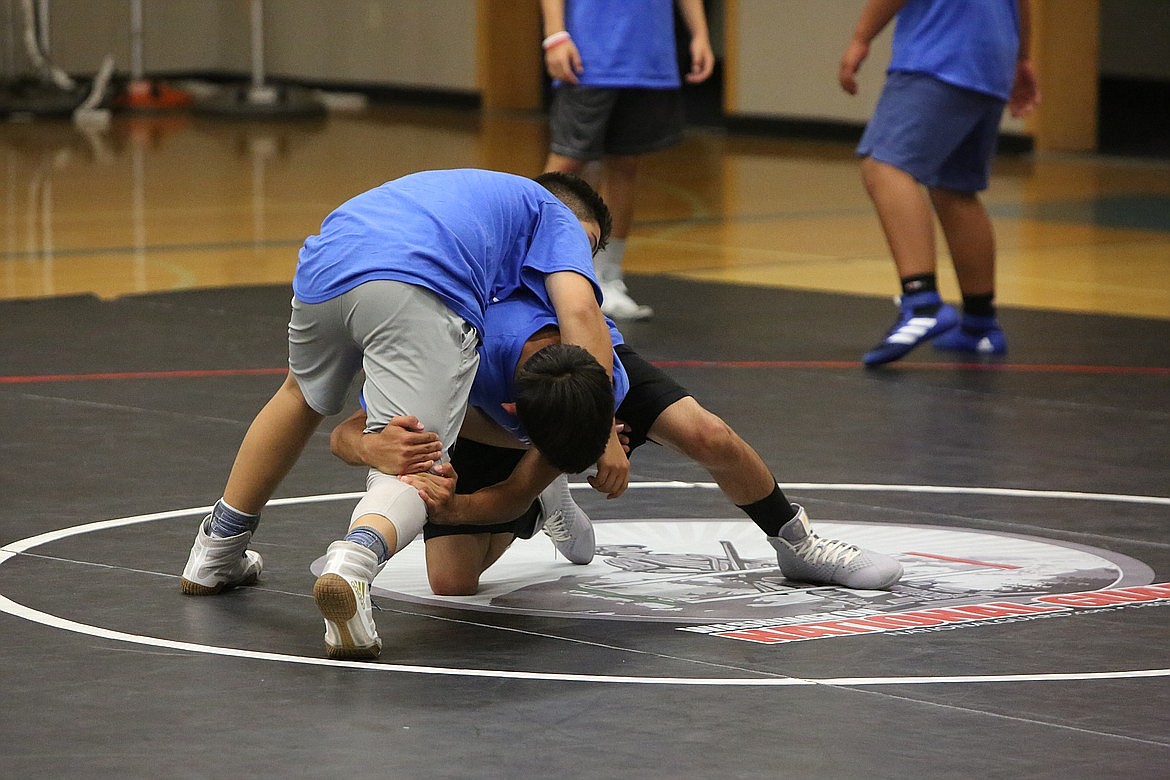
[862,292,959,367]
[933,314,1007,356]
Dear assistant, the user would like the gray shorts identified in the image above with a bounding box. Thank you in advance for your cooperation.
[288,280,480,459]
[549,85,684,160]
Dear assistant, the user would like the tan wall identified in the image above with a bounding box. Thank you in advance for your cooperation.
[40,0,476,91]
[28,0,1161,152]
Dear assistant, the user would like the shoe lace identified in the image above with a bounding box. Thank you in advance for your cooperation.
[542,510,571,543]
[793,532,861,568]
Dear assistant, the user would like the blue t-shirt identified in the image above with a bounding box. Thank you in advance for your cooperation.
[565,0,680,89]
[470,290,629,444]
[292,169,598,336]
[889,0,1020,101]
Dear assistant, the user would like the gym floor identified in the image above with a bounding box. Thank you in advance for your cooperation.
[1,102,1168,778]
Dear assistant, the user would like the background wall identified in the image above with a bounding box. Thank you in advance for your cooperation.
[20,0,476,92]
[728,0,896,126]
[7,0,1168,144]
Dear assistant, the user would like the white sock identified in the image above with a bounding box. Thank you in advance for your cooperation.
[594,238,627,284]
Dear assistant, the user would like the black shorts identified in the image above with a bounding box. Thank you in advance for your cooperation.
[549,85,684,160]
[615,343,691,452]
[422,438,540,540]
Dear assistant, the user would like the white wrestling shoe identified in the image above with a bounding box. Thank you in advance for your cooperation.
[600,279,653,321]
[769,505,903,590]
[180,515,263,595]
[313,541,383,660]
[537,475,595,565]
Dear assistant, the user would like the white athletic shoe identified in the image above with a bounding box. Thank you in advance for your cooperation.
[180,516,263,595]
[769,505,903,590]
[538,475,595,565]
[313,541,383,660]
[600,279,653,321]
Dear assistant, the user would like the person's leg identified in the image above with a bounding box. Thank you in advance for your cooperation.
[860,157,936,282]
[929,186,1007,354]
[854,74,992,365]
[544,151,587,175]
[590,153,652,320]
[856,155,960,366]
[181,374,325,595]
[314,468,430,659]
[222,373,325,514]
[313,282,480,659]
[646,396,901,589]
[425,532,515,596]
[926,94,1009,356]
[600,154,638,241]
[930,186,995,295]
[543,85,607,176]
[590,87,683,320]
[646,396,777,507]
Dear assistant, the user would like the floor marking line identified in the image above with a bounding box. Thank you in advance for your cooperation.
[3,595,1166,687]
[2,484,1167,686]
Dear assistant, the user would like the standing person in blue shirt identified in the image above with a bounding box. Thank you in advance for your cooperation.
[333,289,904,596]
[540,0,715,320]
[178,169,628,660]
[839,0,1041,366]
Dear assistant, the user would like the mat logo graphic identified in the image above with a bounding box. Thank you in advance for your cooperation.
[371,519,1160,636]
[684,582,1170,644]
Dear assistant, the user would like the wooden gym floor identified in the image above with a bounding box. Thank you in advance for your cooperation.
[1,103,1168,778]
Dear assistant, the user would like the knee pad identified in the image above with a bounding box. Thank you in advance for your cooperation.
[351,469,427,554]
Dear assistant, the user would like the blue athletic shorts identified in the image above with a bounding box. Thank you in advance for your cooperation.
[857,71,1006,193]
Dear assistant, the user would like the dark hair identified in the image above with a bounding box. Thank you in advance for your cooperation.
[534,172,612,252]
[515,343,613,473]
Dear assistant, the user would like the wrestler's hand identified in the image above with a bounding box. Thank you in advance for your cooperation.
[686,35,715,84]
[614,420,632,454]
[1008,59,1041,119]
[838,39,869,95]
[399,463,459,522]
[363,416,443,475]
[588,426,629,499]
[544,39,583,85]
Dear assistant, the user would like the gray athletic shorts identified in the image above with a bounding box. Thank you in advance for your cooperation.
[549,85,684,160]
[288,280,480,459]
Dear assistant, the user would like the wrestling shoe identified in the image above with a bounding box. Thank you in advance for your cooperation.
[600,279,653,321]
[862,292,958,367]
[769,505,902,590]
[180,516,263,595]
[313,541,382,660]
[933,314,1007,356]
[538,475,595,564]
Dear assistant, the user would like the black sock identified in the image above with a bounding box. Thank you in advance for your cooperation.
[901,274,940,314]
[961,292,996,319]
[900,274,937,297]
[736,484,799,537]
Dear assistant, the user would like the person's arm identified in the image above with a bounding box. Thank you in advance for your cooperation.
[458,406,527,450]
[839,0,907,95]
[330,411,442,475]
[675,0,714,84]
[543,269,630,498]
[1007,0,1041,118]
[543,270,613,378]
[401,448,562,525]
[539,0,583,85]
